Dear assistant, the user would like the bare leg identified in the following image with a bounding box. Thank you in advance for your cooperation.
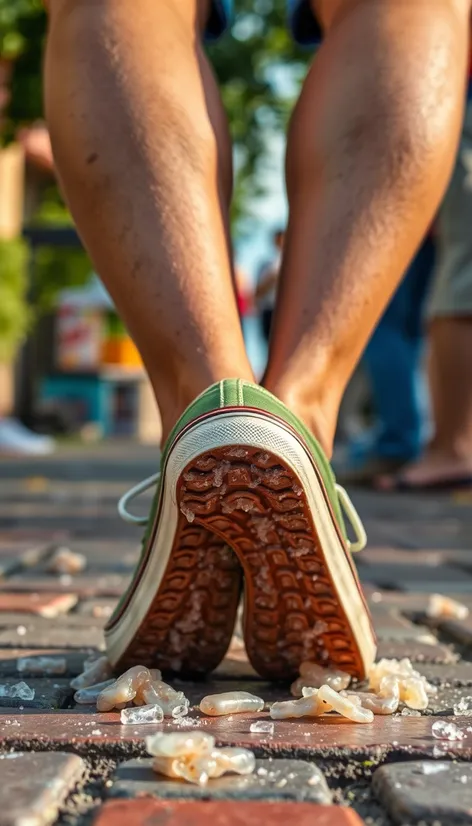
[379,317,472,487]
[265,0,470,455]
[44,0,253,442]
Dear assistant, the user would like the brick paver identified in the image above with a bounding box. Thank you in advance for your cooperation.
[0,448,472,825]
[0,621,105,650]
[376,639,456,663]
[0,592,78,617]
[0,575,128,598]
[3,708,472,756]
[92,799,366,826]
[110,758,332,803]
[373,761,472,824]
[0,751,85,826]
[0,648,88,677]
[438,615,472,646]
[0,677,72,709]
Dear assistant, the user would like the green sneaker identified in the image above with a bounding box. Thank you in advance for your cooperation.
[105,379,376,680]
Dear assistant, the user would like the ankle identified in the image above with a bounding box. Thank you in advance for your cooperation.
[153,363,255,446]
[263,376,340,458]
[429,437,472,463]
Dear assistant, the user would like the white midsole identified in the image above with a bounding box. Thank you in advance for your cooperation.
[106,412,376,670]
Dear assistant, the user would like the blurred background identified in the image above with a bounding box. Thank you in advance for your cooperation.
[0,0,312,455]
[0,0,468,500]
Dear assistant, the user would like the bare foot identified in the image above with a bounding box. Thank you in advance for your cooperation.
[376,447,472,491]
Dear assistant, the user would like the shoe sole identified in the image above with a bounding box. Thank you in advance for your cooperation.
[106,519,241,676]
[106,408,376,680]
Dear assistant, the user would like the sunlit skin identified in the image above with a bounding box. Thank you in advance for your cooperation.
[44,0,471,456]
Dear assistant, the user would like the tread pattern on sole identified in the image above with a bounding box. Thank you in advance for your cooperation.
[178,446,367,681]
[114,522,241,676]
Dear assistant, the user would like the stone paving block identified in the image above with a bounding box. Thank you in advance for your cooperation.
[439,616,472,646]
[417,662,472,687]
[369,603,436,642]
[0,574,129,598]
[110,757,332,803]
[51,540,140,574]
[0,529,69,544]
[365,517,472,551]
[0,620,105,650]
[358,548,445,566]
[0,750,85,826]
[0,612,106,629]
[0,592,77,617]
[373,760,472,824]
[376,639,457,664]
[437,549,472,571]
[0,540,51,577]
[359,563,472,592]
[0,648,89,677]
[0,677,72,709]
[423,685,471,716]
[366,590,432,612]
[93,799,365,826]
[74,598,117,619]
[375,625,436,643]
[0,513,138,540]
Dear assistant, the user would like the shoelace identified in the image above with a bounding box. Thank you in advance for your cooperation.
[118,472,367,553]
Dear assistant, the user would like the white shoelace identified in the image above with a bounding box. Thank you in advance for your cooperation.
[334,483,367,553]
[117,472,161,526]
[117,473,366,553]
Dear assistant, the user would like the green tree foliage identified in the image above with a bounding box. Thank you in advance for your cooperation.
[0,237,29,362]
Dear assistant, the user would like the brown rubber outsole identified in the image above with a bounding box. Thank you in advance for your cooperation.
[178,446,368,681]
[113,522,241,677]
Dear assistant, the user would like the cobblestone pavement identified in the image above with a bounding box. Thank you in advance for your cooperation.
[1,444,472,825]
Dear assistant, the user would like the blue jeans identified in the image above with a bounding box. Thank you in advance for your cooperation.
[361,235,435,460]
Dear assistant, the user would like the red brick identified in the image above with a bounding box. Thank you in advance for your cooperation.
[2,710,471,756]
[0,592,77,617]
[92,799,365,826]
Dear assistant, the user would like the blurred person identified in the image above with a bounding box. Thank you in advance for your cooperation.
[44,0,470,680]
[254,228,284,344]
[339,233,435,485]
[380,86,472,491]
[0,417,55,456]
[234,265,252,321]
[17,123,56,173]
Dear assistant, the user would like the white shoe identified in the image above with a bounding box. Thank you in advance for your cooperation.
[0,418,55,456]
